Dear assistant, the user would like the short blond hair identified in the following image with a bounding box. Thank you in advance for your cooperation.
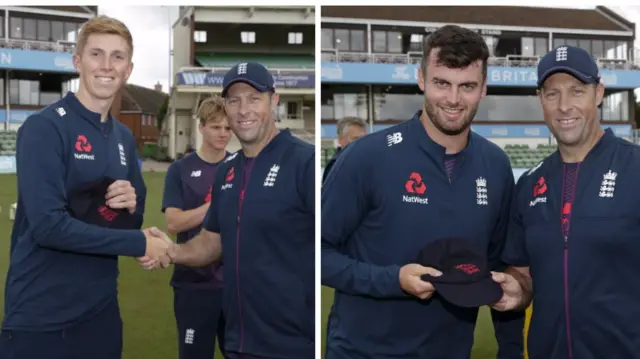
[76,15,134,57]
[197,95,227,126]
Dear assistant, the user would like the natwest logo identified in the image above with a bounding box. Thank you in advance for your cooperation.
[74,134,95,160]
[402,172,428,205]
[221,167,235,191]
[530,176,547,207]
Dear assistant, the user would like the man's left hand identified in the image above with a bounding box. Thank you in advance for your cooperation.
[106,180,137,214]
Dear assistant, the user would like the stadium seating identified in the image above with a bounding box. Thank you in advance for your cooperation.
[0,131,17,156]
[504,143,556,168]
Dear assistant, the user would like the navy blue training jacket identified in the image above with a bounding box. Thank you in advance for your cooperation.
[203,129,315,359]
[2,92,147,331]
[502,128,640,359]
[321,112,517,359]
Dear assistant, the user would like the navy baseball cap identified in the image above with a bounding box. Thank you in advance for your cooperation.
[417,237,503,308]
[221,62,275,97]
[67,177,138,230]
[537,45,600,87]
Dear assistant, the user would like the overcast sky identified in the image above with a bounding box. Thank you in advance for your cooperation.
[97,5,640,93]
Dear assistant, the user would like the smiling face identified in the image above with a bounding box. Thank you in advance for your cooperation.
[538,72,604,148]
[223,82,278,146]
[418,48,487,136]
[73,16,134,102]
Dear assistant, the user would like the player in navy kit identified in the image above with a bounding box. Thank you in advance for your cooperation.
[0,16,172,359]
[162,95,231,359]
[321,25,523,359]
[156,62,315,359]
[494,46,640,359]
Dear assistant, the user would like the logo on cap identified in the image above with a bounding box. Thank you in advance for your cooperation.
[237,63,247,75]
[556,46,568,62]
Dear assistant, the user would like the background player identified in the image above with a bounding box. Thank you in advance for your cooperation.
[322,116,366,183]
[162,95,231,359]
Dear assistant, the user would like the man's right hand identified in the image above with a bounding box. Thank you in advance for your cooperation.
[399,263,442,300]
[490,272,525,311]
[141,227,172,269]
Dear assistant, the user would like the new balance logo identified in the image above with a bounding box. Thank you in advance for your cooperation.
[387,132,402,147]
[191,170,201,177]
[56,107,66,117]
[264,164,279,187]
[185,328,195,344]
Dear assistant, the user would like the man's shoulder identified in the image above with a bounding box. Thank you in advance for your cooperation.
[19,102,69,136]
[349,121,410,157]
[471,133,510,164]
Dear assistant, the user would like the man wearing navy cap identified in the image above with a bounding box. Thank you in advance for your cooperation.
[494,45,640,359]
[322,24,523,358]
[158,62,315,359]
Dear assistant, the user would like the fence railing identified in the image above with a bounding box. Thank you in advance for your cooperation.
[321,49,640,71]
[0,38,75,53]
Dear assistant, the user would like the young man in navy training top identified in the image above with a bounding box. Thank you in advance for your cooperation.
[150,62,315,359]
[493,46,640,359]
[0,16,174,359]
[321,25,524,359]
[162,95,231,359]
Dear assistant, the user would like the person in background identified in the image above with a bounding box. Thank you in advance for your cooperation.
[162,95,232,359]
[322,116,367,184]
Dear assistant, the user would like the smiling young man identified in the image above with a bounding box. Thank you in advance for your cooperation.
[162,95,231,359]
[321,25,524,358]
[493,45,640,359]
[0,16,172,359]
[158,62,315,359]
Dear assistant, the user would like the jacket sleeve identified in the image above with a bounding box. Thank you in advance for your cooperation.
[127,134,146,229]
[321,143,406,298]
[16,115,146,257]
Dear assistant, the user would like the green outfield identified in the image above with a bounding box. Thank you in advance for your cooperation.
[0,172,223,358]
[321,286,500,359]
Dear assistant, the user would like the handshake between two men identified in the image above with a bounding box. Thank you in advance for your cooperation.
[138,227,177,270]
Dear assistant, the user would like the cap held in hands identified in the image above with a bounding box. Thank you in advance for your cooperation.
[416,237,503,308]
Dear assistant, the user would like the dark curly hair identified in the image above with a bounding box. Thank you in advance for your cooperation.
[421,25,489,79]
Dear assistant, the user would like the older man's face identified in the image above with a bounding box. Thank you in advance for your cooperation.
[338,124,366,148]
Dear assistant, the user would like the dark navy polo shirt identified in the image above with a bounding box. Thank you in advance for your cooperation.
[162,151,229,289]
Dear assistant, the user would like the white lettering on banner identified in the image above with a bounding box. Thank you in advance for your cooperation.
[0,52,11,65]
[490,69,538,84]
[181,73,208,86]
[491,127,508,136]
[392,66,410,80]
[322,66,343,80]
[523,127,540,137]
[54,56,74,70]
